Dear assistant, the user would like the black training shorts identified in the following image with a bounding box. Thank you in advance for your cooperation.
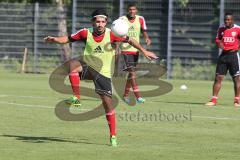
[80,65,112,97]
[122,53,139,71]
[216,50,240,77]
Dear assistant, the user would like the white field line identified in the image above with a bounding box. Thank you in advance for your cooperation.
[0,94,8,97]
[0,101,91,111]
[151,100,240,110]
[0,101,240,121]
[0,101,53,109]
[0,94,56,99]
[192,115,240,121]
[1,94,239,110]
[0,94,99,101]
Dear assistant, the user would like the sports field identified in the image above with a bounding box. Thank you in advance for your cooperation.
[0,71,240,160]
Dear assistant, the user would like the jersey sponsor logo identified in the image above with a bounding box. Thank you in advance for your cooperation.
[93,46,104,53]
[232,32,237,36]
[223,37,235,43]
[128,32,137,37]
[129,26,134,30]
[128,26,137,37]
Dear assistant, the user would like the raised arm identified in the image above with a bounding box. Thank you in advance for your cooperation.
[44,36,69,44]
[127,37,158,60]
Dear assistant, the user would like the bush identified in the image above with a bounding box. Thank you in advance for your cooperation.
[171,58,216,80]
[0,54,62,73]
[0,58,22,73]
[26,55,61,73]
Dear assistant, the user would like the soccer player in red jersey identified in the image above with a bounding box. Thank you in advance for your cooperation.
[44,9,158,146]
[206,13,240,107]
[120,3,152,104]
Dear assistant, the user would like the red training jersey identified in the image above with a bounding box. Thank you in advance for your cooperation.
[215,24,240,51]
[70,28,127,43]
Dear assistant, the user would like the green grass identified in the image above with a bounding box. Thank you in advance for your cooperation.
[0,71,240,160]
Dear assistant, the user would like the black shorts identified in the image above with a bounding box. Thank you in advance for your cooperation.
[216,51,240,77]
[80,65,112,97]
[123,53,139,71]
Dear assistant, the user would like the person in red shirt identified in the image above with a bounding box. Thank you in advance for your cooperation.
[120,3,152,104]
[206,13,240,107]
[44,9,158,146]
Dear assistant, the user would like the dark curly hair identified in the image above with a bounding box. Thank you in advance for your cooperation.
[91,9,108,21]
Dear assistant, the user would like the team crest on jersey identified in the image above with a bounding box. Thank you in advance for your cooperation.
[221,32,224,36]
[232,32,237,36]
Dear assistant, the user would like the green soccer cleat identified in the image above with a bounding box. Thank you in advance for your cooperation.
[123,96,130,104]
[136,97,145,104]
[110,135,117,147]
[64,96,81,107]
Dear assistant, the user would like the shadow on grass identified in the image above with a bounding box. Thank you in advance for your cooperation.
[1,134,108,146]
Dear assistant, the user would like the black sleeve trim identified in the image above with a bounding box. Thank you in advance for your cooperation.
[68,35,77,42]
[124,36,130,42]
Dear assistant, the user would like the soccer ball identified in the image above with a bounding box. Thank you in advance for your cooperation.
[180,85,188,90]
[111,18,129,37]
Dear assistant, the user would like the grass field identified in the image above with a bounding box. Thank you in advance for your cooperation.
[0,71,240,160]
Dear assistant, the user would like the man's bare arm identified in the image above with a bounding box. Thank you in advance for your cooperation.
[44,36,69,44]
[127,37,158,60]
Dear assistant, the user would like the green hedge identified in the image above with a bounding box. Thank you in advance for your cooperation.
[171,58,233,80]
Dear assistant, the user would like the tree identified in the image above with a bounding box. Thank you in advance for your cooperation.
[56,0,71,61]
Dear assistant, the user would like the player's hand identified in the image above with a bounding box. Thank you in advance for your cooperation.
[44,36,56,43]
[145,38,152,46]
[143,51,158,60]
[218,42,224,49]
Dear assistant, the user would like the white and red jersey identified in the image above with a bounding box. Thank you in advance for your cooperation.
[216,24,240,51]
[69,28,127,43]
[120,15,148,54]
[123,15,147,31]
[138,16,147,31]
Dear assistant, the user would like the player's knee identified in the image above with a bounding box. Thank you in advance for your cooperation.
[70,59,82,72]
[234,75,240,83]
[129,71,136,79]
[128,68,135,74]
[70,66,82,73]
[215,75,224,83]
[77,65,83,72]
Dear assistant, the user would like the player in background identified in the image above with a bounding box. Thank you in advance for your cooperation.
[120,3,152,104]
[44,9,158,146]
[206,13,240,107]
